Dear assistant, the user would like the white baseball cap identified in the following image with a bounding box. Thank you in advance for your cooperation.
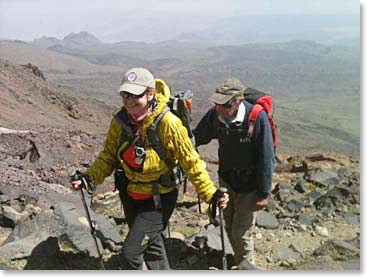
[117,67,155,95]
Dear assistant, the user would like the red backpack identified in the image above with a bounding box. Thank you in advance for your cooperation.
[244,88,278,153]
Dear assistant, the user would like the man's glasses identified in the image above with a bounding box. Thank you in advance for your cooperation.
[218,98,236,109]
[120,91,146,99]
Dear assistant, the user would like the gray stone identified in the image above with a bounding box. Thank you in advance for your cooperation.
[274,182,294,192]
[0,201,123,269]
[314,195,335,209]
[343,212,359,225]
[256,211,279,229]
[314,186,354,209]
[297,214,318,225]
[285,199,305,213]
[275,190,290,202]
[4,213,63,244]
[314,240,360,260]
[272,244,302,263]
[294,179,309,193]
[54,201,122,258]
[347,236,360,249]
[304,189,324,205]
[337,258,360,270]
[272,182,296,202]
[266,199,279,212]
[315,226,329,237]
[0,227,12,246]
[296,255,344,270]
[307,167,341,188]
[0,232,55,268]
[337,167,353,178]
[290,241,304,255]
[205,224,234,255]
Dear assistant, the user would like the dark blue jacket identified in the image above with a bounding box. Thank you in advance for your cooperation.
[193,101,275,199]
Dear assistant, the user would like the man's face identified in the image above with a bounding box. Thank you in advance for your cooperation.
[216,97,241,119]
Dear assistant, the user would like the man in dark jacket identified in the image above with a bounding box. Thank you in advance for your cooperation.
[193,78,275,269]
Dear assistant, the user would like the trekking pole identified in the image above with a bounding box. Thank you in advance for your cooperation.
[197,194,202,214]
[218,187,228,270]
[167,221,171,238]
[70,172,105,270]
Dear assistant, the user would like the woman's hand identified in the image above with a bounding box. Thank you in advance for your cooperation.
[71,180,83,191]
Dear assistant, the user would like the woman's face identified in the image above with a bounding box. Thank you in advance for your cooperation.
[122,89,155,118]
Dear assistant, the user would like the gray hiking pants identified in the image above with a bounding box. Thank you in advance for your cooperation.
[219,177,257,267]
[119,189,178,270]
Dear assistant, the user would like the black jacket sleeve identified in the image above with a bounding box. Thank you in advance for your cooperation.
[193,107,218,147]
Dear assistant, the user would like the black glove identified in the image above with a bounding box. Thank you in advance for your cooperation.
[208,189,221,220]
[70,170,96,195]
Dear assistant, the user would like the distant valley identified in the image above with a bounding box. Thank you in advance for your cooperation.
[0,31,360,156]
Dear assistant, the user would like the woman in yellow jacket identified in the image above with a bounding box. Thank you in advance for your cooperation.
[71,67,228,270]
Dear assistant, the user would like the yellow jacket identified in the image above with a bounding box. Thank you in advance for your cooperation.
[86,79,217,203]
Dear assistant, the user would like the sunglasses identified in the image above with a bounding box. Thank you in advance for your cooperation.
[218,98,236,109]
[120,91,146,99]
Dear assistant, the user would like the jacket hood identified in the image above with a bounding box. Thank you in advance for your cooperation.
[140,78,171,140]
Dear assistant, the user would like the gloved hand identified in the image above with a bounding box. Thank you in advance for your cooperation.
[70,170,95,195]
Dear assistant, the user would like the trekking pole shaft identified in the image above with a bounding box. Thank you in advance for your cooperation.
[198,194,202,214]
[167,221,171,238]
[219,207,227,270]
[80,182,105,270]
[218,187,228,270]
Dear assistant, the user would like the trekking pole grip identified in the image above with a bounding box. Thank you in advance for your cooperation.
[218,187,228,203]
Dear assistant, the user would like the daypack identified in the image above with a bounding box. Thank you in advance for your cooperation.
[146,89,194,189]
[243,87,278,153]
[167,89,194,143]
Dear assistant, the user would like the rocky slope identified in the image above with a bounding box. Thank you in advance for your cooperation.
[0,58,114,133]
[0,60,360,270]
[0,130,360,270]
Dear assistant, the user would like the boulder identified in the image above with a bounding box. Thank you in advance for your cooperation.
[293,178,309,193]
[343,212,359,225]
[297,214,318,226]
[285,199,305,213]
[306,167,341,188]
[193,224,234,255]
[0,201,123,269]
[313,240,360,260]
[256,211,279,229]
[272,244,302,263]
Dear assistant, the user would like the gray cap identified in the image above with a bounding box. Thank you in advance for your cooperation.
[209,78,245,104]
[117,67,155,95]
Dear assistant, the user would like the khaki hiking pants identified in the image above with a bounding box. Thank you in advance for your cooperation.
[219,177,257,267]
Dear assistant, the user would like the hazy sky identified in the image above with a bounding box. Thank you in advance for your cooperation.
[0,0,361,42]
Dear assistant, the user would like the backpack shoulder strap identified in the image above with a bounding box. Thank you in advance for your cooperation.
[247,104,263,138]
[146,106,175,169]
[113,109,134,168]
[114,109,133,141]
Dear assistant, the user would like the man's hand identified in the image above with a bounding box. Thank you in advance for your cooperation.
[255,196,269,211]
[218,192,229,209]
